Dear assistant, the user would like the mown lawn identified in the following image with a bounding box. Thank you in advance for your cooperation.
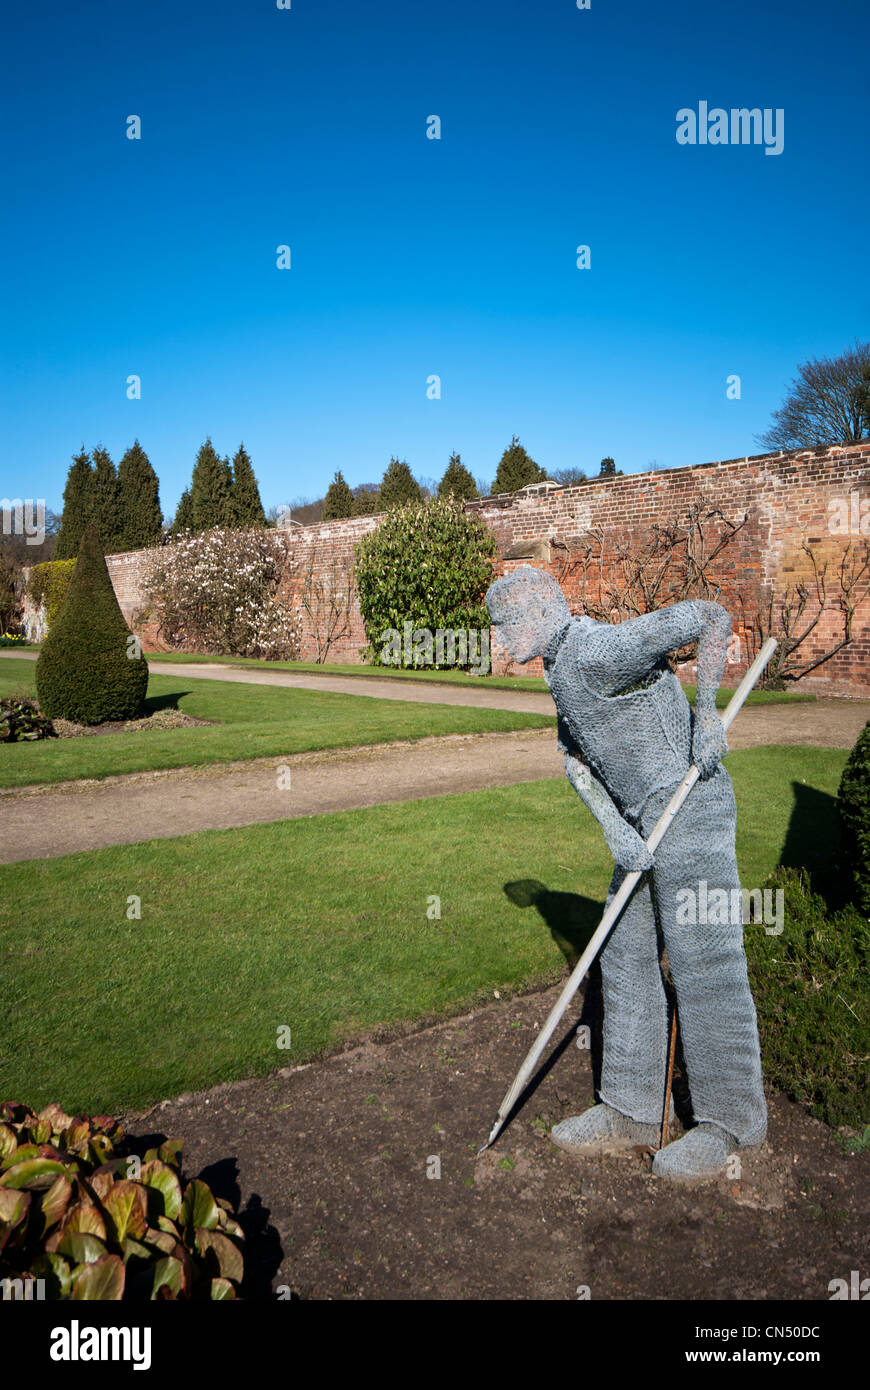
[0,657,554,788]
[142,650,815,706]
[0,745,847,1114]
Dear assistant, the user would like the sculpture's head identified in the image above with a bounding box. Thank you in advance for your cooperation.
[485,567,572,664]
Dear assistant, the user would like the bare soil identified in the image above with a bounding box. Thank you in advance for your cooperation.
[50,708,212,738]
[122,981,869,1302]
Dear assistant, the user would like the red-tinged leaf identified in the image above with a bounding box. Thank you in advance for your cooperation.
[37,1103,73,1133]
[169,1241,193,1296]
[140,1161,182,1221]
[102,1180,147,1243]
[1,1144,40,1171]
[156,1214,178,1235]
[0,1187,30,1251]
[181,1179,219,1232]
[57,1231,107,1265]
[209,1278,236,1299]
[142,1226,176,1255]
[195,1228,244,1283]
[85,1169,116,1202]
[63,1121,90,1151]
[40,1174,72,1233]
[71,1253,125,1300]
[29,1251,75,1298]
[0,1186,30,1226]
[0,1158,68,1190]
[151,1255,184,1299]
[31,1117,51,1144]
[157,1139,183,1169]
[0,1125,16,1160]
[61,1202,107,1241]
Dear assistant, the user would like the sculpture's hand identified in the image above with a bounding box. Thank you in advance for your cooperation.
[692,705,729,779]
[603,819,655,873]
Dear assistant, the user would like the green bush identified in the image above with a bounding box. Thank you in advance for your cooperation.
[26,559,77,628]
[1,697,56,742]
[836,721,870,913]
[35,523,148,725]
[744,865,869,1128]
[0,1102,244,1300]
[354,495,496,669]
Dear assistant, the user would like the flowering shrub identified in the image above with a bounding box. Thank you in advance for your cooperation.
[144,528,302,660]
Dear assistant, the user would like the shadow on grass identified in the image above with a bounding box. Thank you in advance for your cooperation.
[142,689,193,717]
[500,879,605,1131]
[778,780,849,907]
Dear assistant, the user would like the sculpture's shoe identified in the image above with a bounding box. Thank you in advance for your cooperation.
[550,1103,660,1154]
[652,1122,736,1183]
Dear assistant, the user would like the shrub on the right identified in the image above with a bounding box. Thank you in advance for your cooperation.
[836,720,870,914]
[744,864,869,1129]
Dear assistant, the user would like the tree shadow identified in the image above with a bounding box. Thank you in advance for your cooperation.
[142,689,192,716]
[777,779,848,906]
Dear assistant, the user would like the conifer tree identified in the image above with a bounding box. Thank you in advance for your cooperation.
[55,448,94,559]
[230,443,266,527]
[190,439,233,531]
[379,457,422,509]
[90,446,122,553]
[322,470,355,520]
[35,521,148,724]
[492,436,547,494]
[117,440,162,549]
[437,451,478,501]
[171,488,194,534]
[352,484,381,516]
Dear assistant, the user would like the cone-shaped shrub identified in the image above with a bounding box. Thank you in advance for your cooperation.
[35,522,149,724]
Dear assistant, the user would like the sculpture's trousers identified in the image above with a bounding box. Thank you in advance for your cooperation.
[597,766,768,1147]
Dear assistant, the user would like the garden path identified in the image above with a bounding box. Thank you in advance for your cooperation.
[3,695,868,862]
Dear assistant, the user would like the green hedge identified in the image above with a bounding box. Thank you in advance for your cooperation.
[745,865,869,1128]
[836,720,870,914]
[26,559,77,628]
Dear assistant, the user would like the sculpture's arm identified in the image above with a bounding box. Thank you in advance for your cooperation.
[583,599,731,779]
[563,752,654,872]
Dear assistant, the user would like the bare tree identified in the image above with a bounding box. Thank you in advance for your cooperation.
[553,505,749,665]
[738,541,870,688]
[296,543,356,663]
[757,340,870,450]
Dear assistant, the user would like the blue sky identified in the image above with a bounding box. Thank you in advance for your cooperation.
[2,0,867,517]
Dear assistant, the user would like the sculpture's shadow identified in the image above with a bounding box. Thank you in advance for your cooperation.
[502,878,605,1099]
[501,878,692,1132]
[143,688,193,716]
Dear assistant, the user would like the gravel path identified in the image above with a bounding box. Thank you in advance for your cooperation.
[3,697,868,864]
[3,652,867,864]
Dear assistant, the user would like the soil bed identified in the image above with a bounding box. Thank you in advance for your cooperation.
[123,981,868,1301]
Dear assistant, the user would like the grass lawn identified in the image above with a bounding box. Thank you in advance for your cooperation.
[0,656,553,789]
[0,744,846,1115]
[138,650,815,706]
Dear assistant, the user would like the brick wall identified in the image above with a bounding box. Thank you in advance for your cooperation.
[24,442,870,696]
